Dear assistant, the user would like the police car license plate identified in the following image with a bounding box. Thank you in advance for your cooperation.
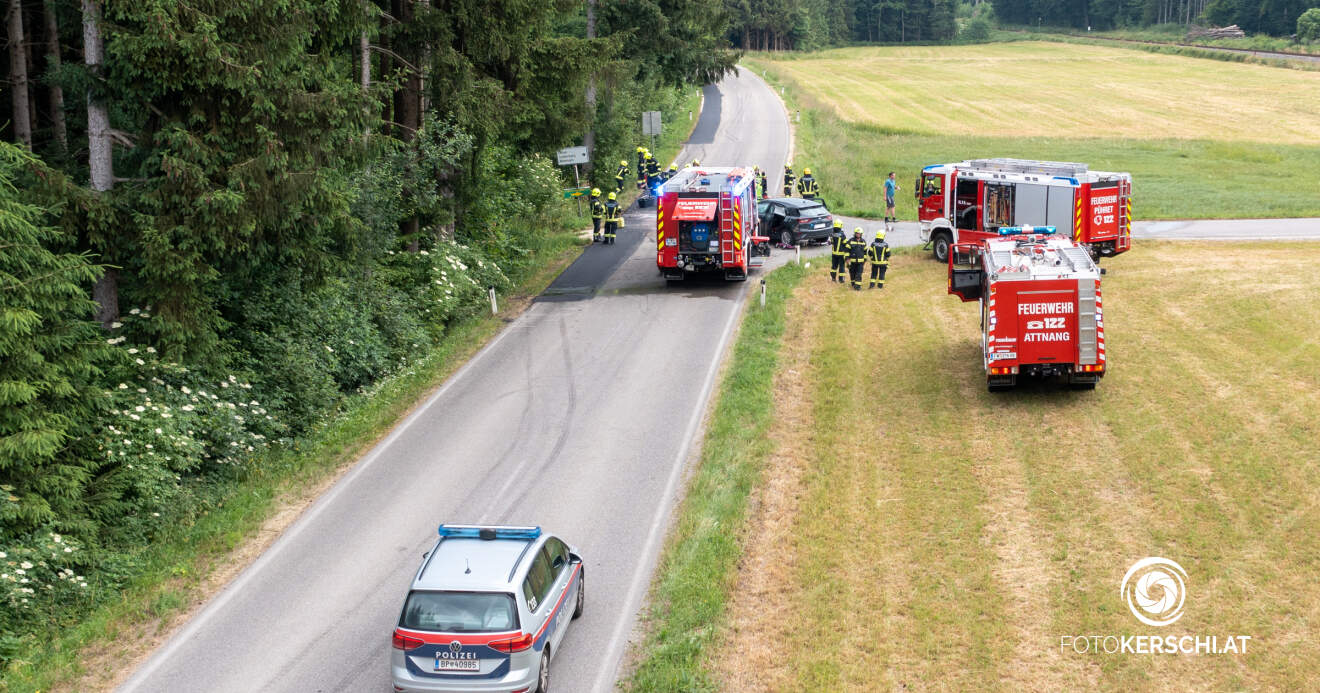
[434,657,479,672]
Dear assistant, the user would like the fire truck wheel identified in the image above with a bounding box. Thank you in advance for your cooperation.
[932,232,952,263]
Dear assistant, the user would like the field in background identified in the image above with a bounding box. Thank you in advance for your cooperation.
[714,243,1320,691]
[750,42,1320,219]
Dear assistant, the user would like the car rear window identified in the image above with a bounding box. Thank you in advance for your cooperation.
[400,591,519,632]
[798,205,828,218]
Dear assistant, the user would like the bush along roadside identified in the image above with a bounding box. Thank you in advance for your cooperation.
[625,262,808,692]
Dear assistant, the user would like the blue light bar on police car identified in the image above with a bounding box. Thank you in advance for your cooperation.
[437,524,542,540]
[997,225,1056,236]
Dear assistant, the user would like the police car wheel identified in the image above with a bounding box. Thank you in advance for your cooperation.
[536,650,551,693]
[573,569,585,619]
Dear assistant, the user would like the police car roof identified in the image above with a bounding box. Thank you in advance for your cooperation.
[414,535,542,591]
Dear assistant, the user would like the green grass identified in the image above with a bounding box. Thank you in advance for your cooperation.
[624,262,809,692]
[715,243,1320,691]
[748,42,1320,220]
[1009,23,1320,56]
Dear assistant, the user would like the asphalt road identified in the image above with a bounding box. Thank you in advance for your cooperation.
[119,66,789,693]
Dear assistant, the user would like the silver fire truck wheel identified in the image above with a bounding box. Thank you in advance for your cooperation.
[932,232,952,263]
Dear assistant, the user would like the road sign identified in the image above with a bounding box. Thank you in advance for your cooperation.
[642,111,662,136]
[556,146,589,166]
[562,186,591,199]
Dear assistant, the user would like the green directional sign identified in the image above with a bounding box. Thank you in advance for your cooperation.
[562,187,591,199]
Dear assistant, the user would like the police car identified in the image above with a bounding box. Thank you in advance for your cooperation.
[391,525,584,692]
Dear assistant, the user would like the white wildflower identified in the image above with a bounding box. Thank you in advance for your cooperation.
[181,386,191,394]
[135,358,145,365]
[129,308,140,315]
[128,348,139,354]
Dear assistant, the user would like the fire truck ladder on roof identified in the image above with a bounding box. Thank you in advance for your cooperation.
[966,158,1090,177]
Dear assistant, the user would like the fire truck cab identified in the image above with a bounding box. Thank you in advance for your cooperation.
[949,227,1107,392]
[656,166,770,282]
[918,158,1132,264]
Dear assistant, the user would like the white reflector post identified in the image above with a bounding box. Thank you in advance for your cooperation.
[489,286,498,315]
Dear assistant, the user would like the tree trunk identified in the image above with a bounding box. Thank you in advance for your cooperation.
[44,0,66,152]
[83,0,116,326]
[393,0,421,251]
[583,0,596,160]
[360,30,370,91]
[7,0,33,147]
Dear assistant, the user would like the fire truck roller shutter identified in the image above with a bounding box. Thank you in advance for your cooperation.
[1014,184,1049,228]
[1047,186,1076,239]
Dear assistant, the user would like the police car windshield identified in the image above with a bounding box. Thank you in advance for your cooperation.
[401,591,519,633]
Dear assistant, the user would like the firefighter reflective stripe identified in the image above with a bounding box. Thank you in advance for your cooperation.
[1074,196,1083,243]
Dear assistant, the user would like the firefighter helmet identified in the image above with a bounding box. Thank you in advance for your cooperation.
[690,159,700,166]
[636,146,644,152]
[620,159,627,166]
[608,191,617,200]
[804,168,812,175]
[591,188,601,196]
[669,163,677,171]
[875,229,886,241]
[853,227,863,236]
[645,152,653,160]
[833,219,843,229]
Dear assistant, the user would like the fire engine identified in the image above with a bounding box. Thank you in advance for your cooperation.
[917,158,1132,264]
[656,166,770,282]
[948,226,1106,392]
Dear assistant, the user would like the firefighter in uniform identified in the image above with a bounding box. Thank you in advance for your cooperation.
[688,158,700,168]
[604,192,622,244]
[867,229,891,289]
[783,165,796,197]
[665,163,678,181]
[847,227,868,290]
[757,167,768,197]
[828,219,847,283]
[636,148,649,188]
[797,168,819,199]
[615,160,628,193]
[645,153,660,190]
[590,188,604,242]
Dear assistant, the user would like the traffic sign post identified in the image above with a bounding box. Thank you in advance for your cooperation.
[556,146,591,216]
[642,111,662,151]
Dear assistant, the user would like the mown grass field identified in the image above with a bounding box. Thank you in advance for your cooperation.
[713,243,1320,691]
[749,42,1320,219]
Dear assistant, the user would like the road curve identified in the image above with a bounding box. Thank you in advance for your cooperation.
[118,66,788,693]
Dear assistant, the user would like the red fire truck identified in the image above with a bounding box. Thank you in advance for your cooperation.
[917,158,1132,264]
[948,226,1106,392]
[656,166,770,282]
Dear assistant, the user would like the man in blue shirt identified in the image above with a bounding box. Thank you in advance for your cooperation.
[884,172,899,231]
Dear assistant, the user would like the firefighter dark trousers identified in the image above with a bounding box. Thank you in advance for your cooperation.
[870,263,888,288]
[592,217,602,239]
[849,261,864,289]
[604,220,617,244]
[831,254,846,282]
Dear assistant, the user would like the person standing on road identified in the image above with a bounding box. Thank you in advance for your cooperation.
[829,219,847,283]
[615,160,628,193]
[797,168,819,200]
[636,148,649,188]
[590,188,605,242]
[645,153,660,190]
[867,229,891,289]
[604,192,622,244]
[783,164,795,197]
[884,172,899,231]
[848,227,868,291]
[757,167,768,197]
